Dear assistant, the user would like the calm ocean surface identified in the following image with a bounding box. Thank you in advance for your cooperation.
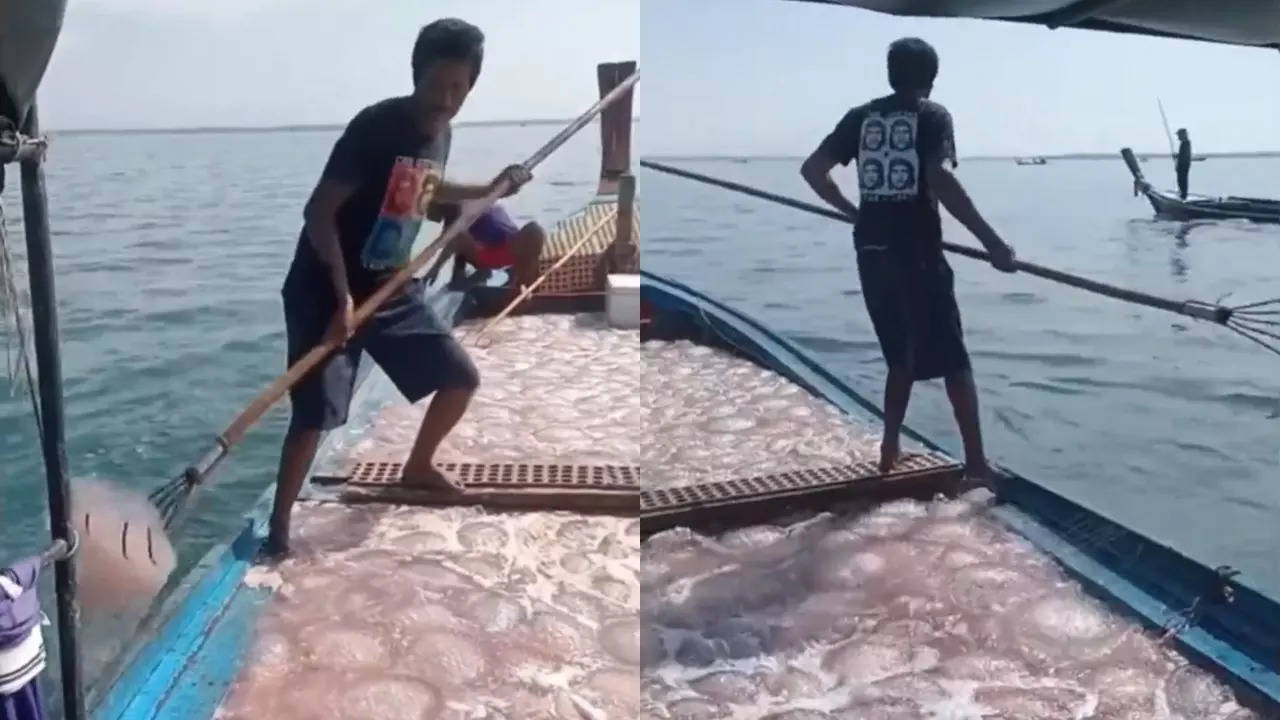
[645,155,1280,599]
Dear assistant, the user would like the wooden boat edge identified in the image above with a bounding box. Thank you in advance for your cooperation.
[641,270,1280,710]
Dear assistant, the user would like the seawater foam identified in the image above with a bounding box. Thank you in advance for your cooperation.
[217,502,639,718]
[642,492,1261,720]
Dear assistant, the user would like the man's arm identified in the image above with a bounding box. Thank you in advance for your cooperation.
[435,180,493,203]
[436,164,533,203]
[423,228,476,285]
[303,178,357,299]
[924,160,1015,271]
[802,108,863,221]
[801,149,859,222]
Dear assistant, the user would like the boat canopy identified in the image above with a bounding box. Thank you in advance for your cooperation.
[788,0,1280,50]
[0,0,69,127]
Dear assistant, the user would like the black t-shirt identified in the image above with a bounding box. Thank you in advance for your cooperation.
[1176,139,1192,170]
[285,96,451,301]
[820,94,956,259]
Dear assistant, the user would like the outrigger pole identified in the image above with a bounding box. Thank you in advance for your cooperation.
[5,104,87,719]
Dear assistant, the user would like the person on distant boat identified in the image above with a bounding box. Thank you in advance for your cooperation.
[1176,128,1192,200]
[432,202,546,290]
[800,37,1016,484]
[267,18,532,558]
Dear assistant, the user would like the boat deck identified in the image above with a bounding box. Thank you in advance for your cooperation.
[215,314,642,720]
[638,340,1260,720]
[642,338,883,491]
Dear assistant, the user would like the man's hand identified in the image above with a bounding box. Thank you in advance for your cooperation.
[489,164,532,198]
[323,292,356,346]
[987,241,1017,273]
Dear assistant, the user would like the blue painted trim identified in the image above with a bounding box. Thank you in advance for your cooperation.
[93,522,265,719]
[642,270,1280,711]
[149,582,274,716]
[994,504,1280,703]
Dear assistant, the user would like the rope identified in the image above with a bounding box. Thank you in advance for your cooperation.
[0,200,44,443]
[639,159,1280,357]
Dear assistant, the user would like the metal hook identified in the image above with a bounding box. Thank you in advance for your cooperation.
[39,530,81,567]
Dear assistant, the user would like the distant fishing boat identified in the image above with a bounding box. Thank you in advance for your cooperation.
[1014,156,1047,165]
[1122,147,1280,224]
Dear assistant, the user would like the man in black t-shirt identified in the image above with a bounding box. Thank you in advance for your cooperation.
[801,37,1017,484]
[268,18,531,557]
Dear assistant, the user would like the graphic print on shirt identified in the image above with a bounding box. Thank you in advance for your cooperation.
[858,111,918,202]
[360,156,443,271]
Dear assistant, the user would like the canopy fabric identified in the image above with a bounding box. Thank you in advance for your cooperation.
[0,0,69,126]
[788,0,1280,50]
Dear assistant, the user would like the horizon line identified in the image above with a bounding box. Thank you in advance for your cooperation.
[50,116,641,136]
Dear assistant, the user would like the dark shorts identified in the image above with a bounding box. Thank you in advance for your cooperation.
[857,249,971,381]
[283,279,479,431]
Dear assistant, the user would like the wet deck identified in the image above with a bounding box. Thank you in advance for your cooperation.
[638,341,1259,720]
[216,314,641,719]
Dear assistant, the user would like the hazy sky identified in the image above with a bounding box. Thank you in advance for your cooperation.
[36,0,639,130]
[642,0,1280,158]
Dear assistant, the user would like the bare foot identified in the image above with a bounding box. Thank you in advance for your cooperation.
[401,465,466,494]
[878,439,900,473]
[259,532,290,562]
[962,460,1009,487]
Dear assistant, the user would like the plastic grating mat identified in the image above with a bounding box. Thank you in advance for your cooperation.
[641,452,965,536]
[536,198,641,295]
[336,460,640,490]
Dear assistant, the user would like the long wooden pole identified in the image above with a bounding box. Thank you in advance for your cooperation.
[180,70,639,485]
[640,159,1232,325]
[1157,98,1176,160]
[18,103,86,720]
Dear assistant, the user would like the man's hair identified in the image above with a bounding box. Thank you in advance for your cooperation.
[1177,128,1188,136]
[887,37,938,93]
[412,18,485,87]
